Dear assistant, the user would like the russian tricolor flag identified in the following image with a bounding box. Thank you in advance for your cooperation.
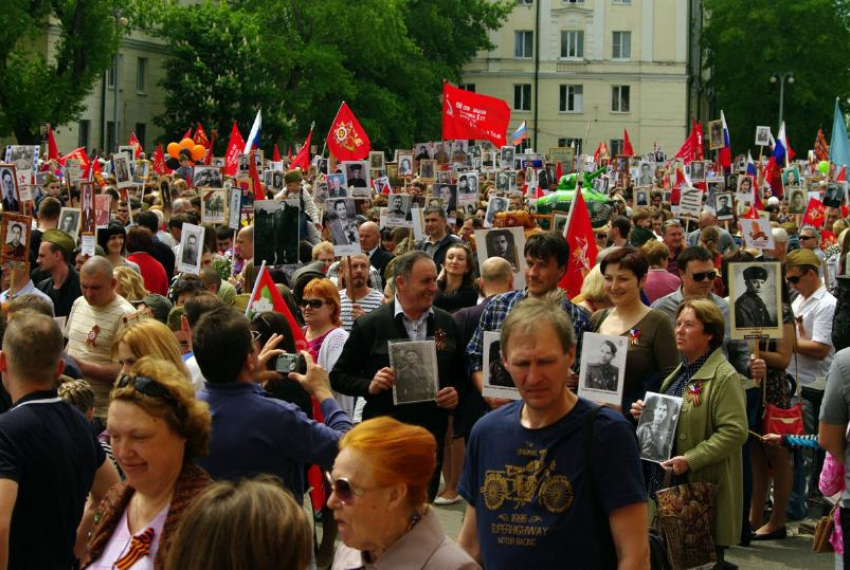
[510,121,528,146]
[243,109,262,153]
[718,111,732,170]
[772,121,794,167]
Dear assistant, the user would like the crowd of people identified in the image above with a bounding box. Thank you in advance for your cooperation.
[1,139,850,570]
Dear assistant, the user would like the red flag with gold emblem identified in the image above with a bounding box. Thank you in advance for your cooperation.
[802,197,827,228]
[194,123,210,149]
[326,102,371,161]
[558,190,598,299]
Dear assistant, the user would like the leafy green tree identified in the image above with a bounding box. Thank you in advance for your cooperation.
[702,0,850,151]
[0,0,129,144]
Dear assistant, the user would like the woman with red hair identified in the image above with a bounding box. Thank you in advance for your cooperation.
[329,417,479,569]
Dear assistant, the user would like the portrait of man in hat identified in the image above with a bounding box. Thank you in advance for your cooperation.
[734,264,778,329]
[346,163,367,187]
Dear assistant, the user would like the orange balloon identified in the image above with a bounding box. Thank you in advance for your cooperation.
[191,145,206,162]
[167,142,181,159]
[180,138,195,150]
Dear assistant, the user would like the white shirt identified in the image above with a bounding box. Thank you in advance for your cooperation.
[393,297,433,341]
[0,279,54,310]
[87,504,169,570]
[788,285,837,388]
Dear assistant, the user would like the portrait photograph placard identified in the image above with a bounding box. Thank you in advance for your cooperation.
[481,331,521,400]
[788,188,807,214]
[740,218,775,250]
[0,164,19,213]
[397,153,414,177]
[5,145,37,187]
[341,161,370,196]
[0,213,31,268]
[678,188,702,220]
[58,207,81,243]
[327,173,348,198]
[112,155,133,189]
[201,189,228,225]
[194,166,223,189]
[500,146,515,169]
[708,120,724,150]
[634,188,649,207]
[419,159,436,181]
[484,196,509,228]
[80,183,95,235]
[729,261,783,340]
[736,175,755,204]
[782,167,802,191]
[369,151,385,170]
[177,223,205,276]
[253,199,301,267]
[474,227,526,290]
[552,212,569,237]
[577,333,628,407]
[755,126,771,146]
[94,194,111,228]
[636,393,682,463]
[714,192,734,220]
[327,198,360,256]
[389,340,438,405]
[385,194,413,228]
[228,186,242,230]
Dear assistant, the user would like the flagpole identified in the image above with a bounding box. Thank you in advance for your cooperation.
[244,260,268,317]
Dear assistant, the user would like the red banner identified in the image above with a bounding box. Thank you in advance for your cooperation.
[802,197,826,228]
[558,190,598,299]
[442,83,510,147]
[291,130,313,170]
[224,121,245,177]
[326,102,370,161]
[152,144,167,175]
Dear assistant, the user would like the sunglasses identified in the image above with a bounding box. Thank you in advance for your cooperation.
[799,235,815,241]
[689,271,717,282]
[116,373,174,401]
[325,472,365,504]
[300,299,326,309]
[786,274,805,284]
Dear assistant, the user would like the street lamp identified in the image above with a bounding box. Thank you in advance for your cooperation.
[112,15,128,153]
[770,72,795,127]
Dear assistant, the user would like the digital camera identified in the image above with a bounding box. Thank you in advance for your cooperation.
[275,353,307,375]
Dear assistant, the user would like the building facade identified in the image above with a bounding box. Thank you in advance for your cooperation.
[461,0,691,158]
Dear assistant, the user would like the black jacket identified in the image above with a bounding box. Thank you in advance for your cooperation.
[369,247,394,286]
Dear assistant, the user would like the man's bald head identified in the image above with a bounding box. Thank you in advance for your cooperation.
[81,255,114,280]
[698,210,718,229]
[480,256,514,297]
[359,221,380,252]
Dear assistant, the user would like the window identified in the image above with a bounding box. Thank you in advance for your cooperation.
[107,55,122,87]
[514,84,532,111]
[78,120,90,150]
[136,57,147,92]
[107,121,116,153]
[612,0,631,4]
[560,31,584,59]
[515,31,533,58]
[558,138,583,154]
[559,85,583,112]
[610,139,624,156]
[612,85,630,112]
[612,32,631,59]
[135,123,146,150]
[458,83,476,92]
[564,0,585,3]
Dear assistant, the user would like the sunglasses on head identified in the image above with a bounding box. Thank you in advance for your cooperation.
[116,373,174,401]
[300,299,326,309]
[325,472,364,504]
[689,271,717,282]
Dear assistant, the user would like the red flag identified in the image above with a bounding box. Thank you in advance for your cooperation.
[622,129,635,157]
[593,142,609,164]
[287,146,293,162]
[837,165,847,182]
[555,161,563,183]
[802,198,827,228]
[60,147,89,169]
[194,123,210,148]
[46,125,59,163]
[248,150,265,201]
[91,157,104,186]
[743,205,760,220]
[559,190,598,299]
[128,132,144,158]
[291,130,313,170]
[204,129,217,166]
[224,121,245,177]
[273,144,282,162]
[441,83,511,147]
[674,120,704,164]
[327,102,371,161]
[669,168,686,205]
[152,144,167,175]
[182,127,193,141]
[694,120,705,161]
[246,263,308,350]
[815,128,830,162]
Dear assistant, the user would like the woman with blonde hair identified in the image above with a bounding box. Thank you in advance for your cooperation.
[113,320,193,388]
[114,265,148,302]
[330,417,478,569]
[165,478,312,570]
[572,265,612,316]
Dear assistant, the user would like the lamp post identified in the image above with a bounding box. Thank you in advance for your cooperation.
[770,72,794,127]
[112,15,128,153]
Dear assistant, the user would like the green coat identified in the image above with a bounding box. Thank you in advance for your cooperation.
[659,348,748,547]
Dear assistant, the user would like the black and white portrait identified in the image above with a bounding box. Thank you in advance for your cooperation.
[112,155,132,188]
[193,166,224,188]
[636,393,682,463]
[690,161,706,182]
[327,173,348,198]
[715,193,734,220]
[432,183,456,214]
[177,223,204,276]
[634,189,649,207]
[637,162,654,186]
[484,196,508,227]
[253,199,301,267]
[385,194,413,227]
[500,146,515,169]
[343,161,370,197]
[4,146,37,180]
[458,171,479,197]
[475,227,526,290]
[201,189,228,224]
[398,153,414,177]
[553,213,569,236]
[468,145,482,168]
[824,182,847,208]
[369,151,385,170]
[482,331,521,400]
[729,261,783,339]
[0,165,19,213]
[1,216,29,263]
[419,160,436,180]
[327,198,360,256]
[577,333,628,406]
[495,171,510,194]
[450,140,468,164]
[414,143,433,161]
[236,154,250,179]
[58,207,81,242]
[736,175,755,204]
[390,340,438,405]
[755,126,772,147]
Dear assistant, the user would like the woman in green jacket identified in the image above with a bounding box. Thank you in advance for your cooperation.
[632,298,748,564]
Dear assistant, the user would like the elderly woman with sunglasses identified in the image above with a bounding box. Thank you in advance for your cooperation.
[330,417,479,570]
[82,357,212,569]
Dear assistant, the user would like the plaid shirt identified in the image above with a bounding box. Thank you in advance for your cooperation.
[466,289,591,375]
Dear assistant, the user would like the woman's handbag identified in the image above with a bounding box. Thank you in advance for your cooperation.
[761,338,805,436]
[654,469,718,570]
[812,504,838,553]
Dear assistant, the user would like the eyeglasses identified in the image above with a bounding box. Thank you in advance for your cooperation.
[250,329,262,344]
[689,271,717,282]
[325,472,365,504]
[300,298,326,309]
[786,274,806,284]
[116,373,174,401]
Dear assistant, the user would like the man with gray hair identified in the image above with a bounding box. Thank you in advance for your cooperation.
[65,256,135,425]
[798,225,825,260]
[457,296,648,568]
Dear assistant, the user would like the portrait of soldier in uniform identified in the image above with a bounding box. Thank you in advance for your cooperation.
[734,265,778,328]
[585,340,620,392]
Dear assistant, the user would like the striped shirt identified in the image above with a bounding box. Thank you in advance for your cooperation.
[65,295,136,418]
[339,288,383,332]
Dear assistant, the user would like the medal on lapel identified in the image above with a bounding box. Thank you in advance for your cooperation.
[687,380,703,407]
[629,328,641,346]
[86,324,101,348]
[434,328,447,351]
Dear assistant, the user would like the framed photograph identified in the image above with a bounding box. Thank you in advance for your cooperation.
[636,393,683,463]
[782,167,801,192]
[385,194,414,227]
[398,153,414,177]
[228,185,242,230]
[474,227,527,289]
[788,188,807,214]
[553,212,569,236]
[341,161,370,197]
[253,199,301,266]
[755,126,772,147]
[678,188,702,219]
[58,207,81,242]
[419,159,436,181]
[431,183,457,214]
[468,145,482,168]
[389,340,438,405]
[500,146,515,170]
[236,153,251,180]
[177,223,205,276]
[714,192,734,220]
[326,198,360,256]
[449,140,468,165]
[112,155,133,189]
[432,141,449,164]
[5,145,38,186]
[0,164,19,213]
[194,166,223,189]
[577,333,628,407]
[94,194,111,228]
[634,188,649,207]
[0,213,31,267]
[413,142,433,161]
[201,189,228,224]
[736,175,755,204]
[636,162,654,186]
[740,218,775,250]
[690,161,706,182]
[708,120,724,150]
[729,261,783,340]
[369,151,385,170]
[824,182,847,208]
[481,331,520,400]
[327,173,348,198]
[457,171,479,197]
[80,183,96,235]
[484,196,509,228]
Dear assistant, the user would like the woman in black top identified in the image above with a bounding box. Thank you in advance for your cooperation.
[433,243,478,314]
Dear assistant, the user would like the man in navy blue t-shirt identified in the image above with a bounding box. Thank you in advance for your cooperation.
[457,297,649,569]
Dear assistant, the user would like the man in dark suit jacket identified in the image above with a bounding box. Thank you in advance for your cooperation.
[331,251,466,499]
